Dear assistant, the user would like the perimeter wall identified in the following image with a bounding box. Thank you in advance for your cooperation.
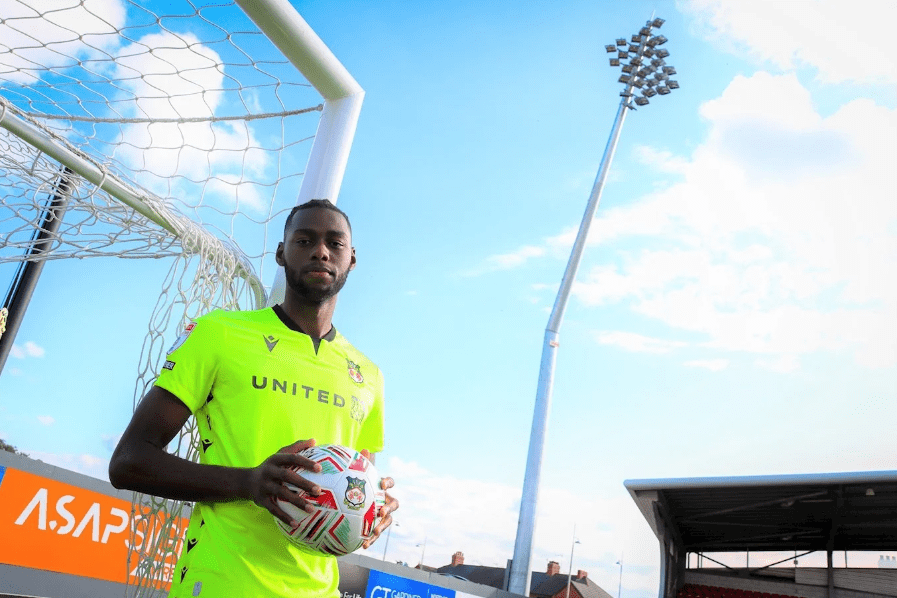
[0,450,520,598]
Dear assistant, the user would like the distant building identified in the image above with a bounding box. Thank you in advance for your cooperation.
[437,552,615,598]
[879,555,897,569]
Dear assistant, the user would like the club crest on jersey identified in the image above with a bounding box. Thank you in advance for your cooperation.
[344,477,366,510]
[167,322,196,355]
[346,359,364,384]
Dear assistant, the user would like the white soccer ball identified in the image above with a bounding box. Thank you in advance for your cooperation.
[274,444,386,556]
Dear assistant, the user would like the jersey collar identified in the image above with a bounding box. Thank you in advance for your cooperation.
[271,304,337,342]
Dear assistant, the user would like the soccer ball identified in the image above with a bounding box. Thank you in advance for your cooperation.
[274,444,385,556]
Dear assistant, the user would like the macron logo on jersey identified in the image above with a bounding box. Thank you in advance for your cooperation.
[263,335,279,352]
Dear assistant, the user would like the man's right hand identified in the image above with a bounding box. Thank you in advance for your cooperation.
[247,439,324,528]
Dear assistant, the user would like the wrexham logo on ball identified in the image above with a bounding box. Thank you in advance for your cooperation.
[343,477,366,511]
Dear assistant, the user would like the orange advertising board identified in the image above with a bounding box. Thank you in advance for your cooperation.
[0,464,189,590]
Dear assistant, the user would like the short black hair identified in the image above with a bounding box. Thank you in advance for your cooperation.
[283,199,352,235]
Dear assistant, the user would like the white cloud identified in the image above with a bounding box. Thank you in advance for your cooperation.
[681,0,897,84]
[37,415,55,426]
[482,72,897,371]
[0,0,126,84]
[594,331,687,354]
[10,341,45,359]
[755,354,800,373]
[684,359,729,371]
[24,341,44,357]
[111,31,274,215]
[25,451,109,481]
[462,245,546,276]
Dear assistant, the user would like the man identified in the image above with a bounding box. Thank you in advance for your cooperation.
[110,199,397,598]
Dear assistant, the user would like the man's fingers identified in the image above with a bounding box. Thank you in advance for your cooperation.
[279,438,317,454]
[268,496,300,528]
[379,476,394,491]
[268,451,322,474]
[280,469,322,497]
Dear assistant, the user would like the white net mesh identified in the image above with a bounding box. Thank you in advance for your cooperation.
[0,0,326,593]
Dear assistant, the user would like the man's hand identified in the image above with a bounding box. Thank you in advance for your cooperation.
[362,476,399,549]
[358,449,399,549]
[246,439,324,528]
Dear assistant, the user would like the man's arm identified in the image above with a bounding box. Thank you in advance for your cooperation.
[109,386,324,526]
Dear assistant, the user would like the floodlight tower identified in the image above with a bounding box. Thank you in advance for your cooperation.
[507,17,678,597]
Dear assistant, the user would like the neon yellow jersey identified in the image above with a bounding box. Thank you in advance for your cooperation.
[154,307,385,598]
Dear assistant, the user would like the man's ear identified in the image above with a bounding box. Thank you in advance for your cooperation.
[275,241,285,266]
[349,247,357,271]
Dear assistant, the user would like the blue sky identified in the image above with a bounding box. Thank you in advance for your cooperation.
[1,1,896,597]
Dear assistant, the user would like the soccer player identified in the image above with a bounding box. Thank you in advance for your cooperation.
[109,199,397,598]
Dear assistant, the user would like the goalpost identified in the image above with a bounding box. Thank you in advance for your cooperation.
[0,0,363,594]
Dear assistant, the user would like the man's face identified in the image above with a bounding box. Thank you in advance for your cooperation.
[276,207,356,304]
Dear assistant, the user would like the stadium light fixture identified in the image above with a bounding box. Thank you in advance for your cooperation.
[508,15,680,597]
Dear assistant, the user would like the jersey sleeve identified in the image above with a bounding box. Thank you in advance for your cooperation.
[154,313,222,414]
[356,367,385,454]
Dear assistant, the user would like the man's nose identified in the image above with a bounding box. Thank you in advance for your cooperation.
[310,239,330,260]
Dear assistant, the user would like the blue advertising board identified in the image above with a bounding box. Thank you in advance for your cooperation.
[365,568,456,598]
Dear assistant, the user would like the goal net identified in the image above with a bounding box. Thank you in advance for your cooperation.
[0,0,358,594]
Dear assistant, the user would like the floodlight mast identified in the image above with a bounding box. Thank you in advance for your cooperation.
[507,17,677,597]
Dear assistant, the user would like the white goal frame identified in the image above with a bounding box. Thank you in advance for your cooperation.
[0,0,364,308]
[234,0,365,306]
[0,1,364,594]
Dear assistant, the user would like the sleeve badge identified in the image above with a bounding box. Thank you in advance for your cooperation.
[167,322,196,355]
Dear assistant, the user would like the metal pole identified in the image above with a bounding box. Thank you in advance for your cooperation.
[617,557,623,598]
[382,521,398,561]
[565,525,578,598]
[508,97,630,596]
[0,168,72,376]
[418,536,427,567]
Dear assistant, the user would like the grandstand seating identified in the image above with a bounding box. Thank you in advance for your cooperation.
[678,584,800,598]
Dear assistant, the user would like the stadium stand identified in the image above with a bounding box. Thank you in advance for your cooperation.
[626,471,897,598]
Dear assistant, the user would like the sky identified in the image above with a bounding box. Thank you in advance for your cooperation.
[1,1,896,597]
